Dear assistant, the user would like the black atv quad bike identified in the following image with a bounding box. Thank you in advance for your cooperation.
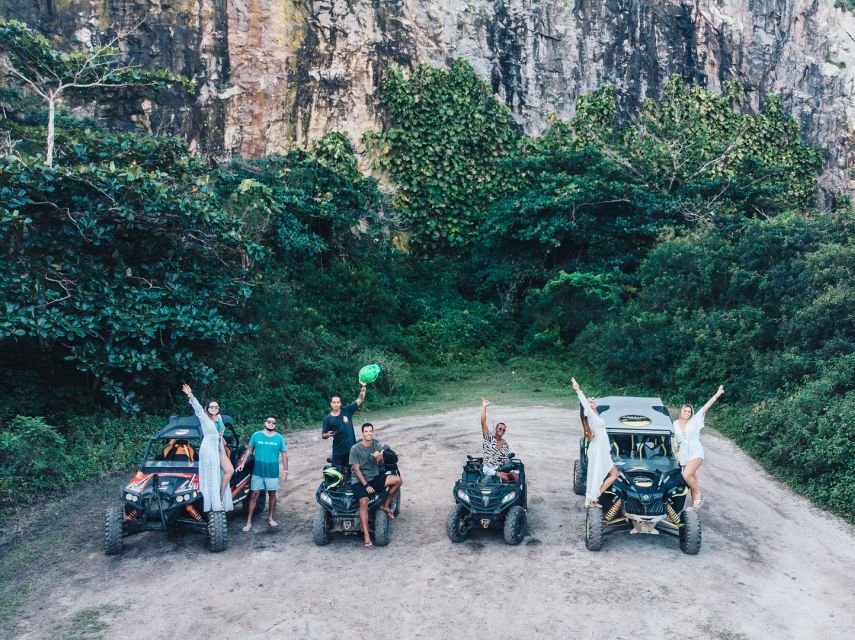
[574,396,699,554]
[312,449,401,547]
[103,414,264,555]
[446,454,527,545]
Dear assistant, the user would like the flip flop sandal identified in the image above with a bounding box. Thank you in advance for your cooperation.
[364,541,373,548]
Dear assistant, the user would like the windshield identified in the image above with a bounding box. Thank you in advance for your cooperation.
[608,433,675,461]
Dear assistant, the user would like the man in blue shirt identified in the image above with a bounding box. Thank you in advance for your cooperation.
[321,381,367,467]
[237,417,288,532]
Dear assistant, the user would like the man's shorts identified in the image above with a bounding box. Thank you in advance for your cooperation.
[250,474,280,491]
[353,474,387,500]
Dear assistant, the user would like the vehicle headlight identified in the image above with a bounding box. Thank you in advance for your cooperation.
[501,491,517,505]
[125,493,139,502]
[176,494,185,503]
[320,492,332,505]
[456,489,470,504]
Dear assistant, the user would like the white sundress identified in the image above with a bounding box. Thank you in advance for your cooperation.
[575,389,613,502]
[189,396,234,512]
[673,411,707,466]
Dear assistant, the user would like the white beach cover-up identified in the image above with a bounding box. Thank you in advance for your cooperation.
[673,410,707,465]
[189,396,234,512]
[575,389,613,502]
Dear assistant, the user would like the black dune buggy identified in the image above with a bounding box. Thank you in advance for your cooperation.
[446,453,527,545]
[103,414,264,555]
[312,449,401,547]
[573,396,700,554]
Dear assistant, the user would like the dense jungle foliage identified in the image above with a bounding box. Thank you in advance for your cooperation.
[0,22,851,520]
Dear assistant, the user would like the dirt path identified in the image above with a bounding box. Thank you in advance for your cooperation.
[6,406,855,639]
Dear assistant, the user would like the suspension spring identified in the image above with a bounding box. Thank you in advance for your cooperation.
[666,503,680,525]
[126,509,138,521]
[185,505,202,521]
[604,498,622,521]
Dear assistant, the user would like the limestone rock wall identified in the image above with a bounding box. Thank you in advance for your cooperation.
[2,0,854,194]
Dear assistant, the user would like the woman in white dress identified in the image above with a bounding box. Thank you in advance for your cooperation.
[181,384,234,512]
[572,378,618,507]
[674,385,724,509]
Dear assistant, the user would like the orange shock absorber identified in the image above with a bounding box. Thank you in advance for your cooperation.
[185,505,203,521]
[126,509,138,521]
[604,498,622,521]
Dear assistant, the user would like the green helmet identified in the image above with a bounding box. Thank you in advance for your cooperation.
[323,466,345,490]
[358,363,382,385]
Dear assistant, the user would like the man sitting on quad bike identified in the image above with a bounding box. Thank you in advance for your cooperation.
[349,423,402,548]
[481,398,518,482]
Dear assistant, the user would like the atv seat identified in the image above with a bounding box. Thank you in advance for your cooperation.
[162,439,196,462]
[636,437,667,459]
[462,458,483,482]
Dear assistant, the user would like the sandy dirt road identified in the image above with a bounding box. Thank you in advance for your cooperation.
[7,405,855,639]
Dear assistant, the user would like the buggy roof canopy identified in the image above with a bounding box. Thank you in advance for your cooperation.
[594,396,673,433]
[153,414,235,440]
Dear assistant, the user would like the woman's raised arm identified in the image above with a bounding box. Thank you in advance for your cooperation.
[182,384,217,438]
[699,385,725,416]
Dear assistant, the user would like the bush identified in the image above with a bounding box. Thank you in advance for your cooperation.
[0,416,71,505]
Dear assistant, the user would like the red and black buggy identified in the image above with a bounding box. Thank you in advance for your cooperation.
[103,414,264,554]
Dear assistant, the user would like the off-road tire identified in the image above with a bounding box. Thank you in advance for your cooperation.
[446,503,470,543]
[585,505,604,551]
[391,489,401,517]
[572,459,585,495]
[679,508,702,555]
[312,507,331,546]
[104,505,124,556]
[207,510,228,553]
[374,509,390,546]
[503,505,527,545]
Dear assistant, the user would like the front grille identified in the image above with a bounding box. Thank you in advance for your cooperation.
[625,497,665,516]
[468,492,503,511]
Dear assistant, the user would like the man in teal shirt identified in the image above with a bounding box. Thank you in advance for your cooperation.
[237,417,288,531]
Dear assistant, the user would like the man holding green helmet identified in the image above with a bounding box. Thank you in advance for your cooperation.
[322,380,368,467]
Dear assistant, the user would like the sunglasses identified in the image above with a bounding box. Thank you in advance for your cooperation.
[265,419,276,425]
[207,405,219,410]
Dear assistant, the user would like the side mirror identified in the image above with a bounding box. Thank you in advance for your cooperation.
[508,452,515,459]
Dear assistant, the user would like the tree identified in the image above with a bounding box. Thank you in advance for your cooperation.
[0,128,262,411]
[366,59,519,251]
[0,19,191,166]
[477,76,824,323]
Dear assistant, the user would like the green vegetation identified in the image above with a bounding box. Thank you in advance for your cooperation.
[365,59,518,250]
[0,22,851,522]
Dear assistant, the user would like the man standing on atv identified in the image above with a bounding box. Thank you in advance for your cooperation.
[350,423,402,548]
[321,381,367,467]
[236,416,288,532]
[481,398,518,482]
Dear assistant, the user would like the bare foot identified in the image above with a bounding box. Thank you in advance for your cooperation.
[379,505,395,519]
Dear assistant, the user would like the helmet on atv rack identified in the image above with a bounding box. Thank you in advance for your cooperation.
[323,466,345,490]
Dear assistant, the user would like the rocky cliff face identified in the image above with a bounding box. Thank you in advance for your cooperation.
[3,0,854,194]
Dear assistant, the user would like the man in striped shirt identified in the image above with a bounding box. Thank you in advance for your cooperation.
[480,398,518,482]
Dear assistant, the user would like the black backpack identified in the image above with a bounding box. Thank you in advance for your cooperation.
[382,447,399,465]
